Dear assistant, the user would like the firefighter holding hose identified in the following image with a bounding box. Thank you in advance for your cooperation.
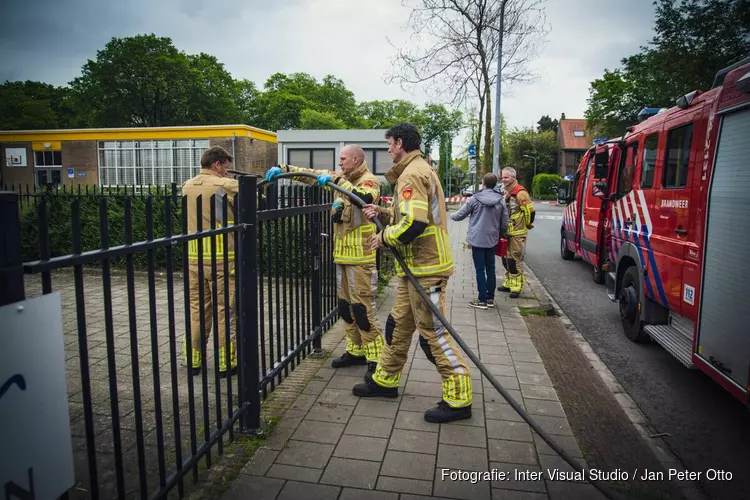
[498,166,535,298]
[357,123,473,424]
[265,145,385,376]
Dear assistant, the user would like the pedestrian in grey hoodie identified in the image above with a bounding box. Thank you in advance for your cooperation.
[451,173,508,309]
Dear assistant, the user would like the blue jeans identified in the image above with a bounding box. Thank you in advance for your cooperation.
[472,246,496,303]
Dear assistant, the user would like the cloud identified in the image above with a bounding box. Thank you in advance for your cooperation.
[1,0,657,142]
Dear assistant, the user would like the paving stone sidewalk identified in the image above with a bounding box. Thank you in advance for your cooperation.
[222,216,607,500]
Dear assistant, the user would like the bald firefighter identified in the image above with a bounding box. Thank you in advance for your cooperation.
[498,167,535,298]
[265,145,385,376]
[356,123,473,424]
[183,145,238,377]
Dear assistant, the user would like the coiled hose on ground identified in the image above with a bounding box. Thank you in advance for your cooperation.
[236,169,623,500]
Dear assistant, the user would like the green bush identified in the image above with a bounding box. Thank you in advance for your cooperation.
[532,174,564,200]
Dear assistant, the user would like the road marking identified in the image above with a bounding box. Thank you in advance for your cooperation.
[537,215,562,220]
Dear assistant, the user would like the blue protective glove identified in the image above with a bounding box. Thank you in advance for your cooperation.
[317,173,333,186]
[332,198,344,210]
[265,166,282,182]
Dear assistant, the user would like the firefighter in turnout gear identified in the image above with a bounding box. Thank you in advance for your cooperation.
[183,146,238,377]
[265,145,385,376]
[356,123,473,424]
[498,167,535,298]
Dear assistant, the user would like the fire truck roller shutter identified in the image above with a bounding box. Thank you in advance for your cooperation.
[697,107,750,391]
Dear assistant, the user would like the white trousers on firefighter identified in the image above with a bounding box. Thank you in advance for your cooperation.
[372,276,473,408]
[336,263,384,363]
[186,261,237,372]
[501,235,526,293]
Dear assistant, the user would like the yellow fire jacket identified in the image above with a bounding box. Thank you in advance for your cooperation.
[182,169,238,263]
[505,182,535,237]
[376,150,453,278]
[279,162,381,265]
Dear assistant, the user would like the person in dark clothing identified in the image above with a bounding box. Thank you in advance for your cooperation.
[450,173,508,309]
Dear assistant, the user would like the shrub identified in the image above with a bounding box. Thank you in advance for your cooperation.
[532,174,564,200]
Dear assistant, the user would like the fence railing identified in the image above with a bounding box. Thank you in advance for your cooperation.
[1,176,393,500]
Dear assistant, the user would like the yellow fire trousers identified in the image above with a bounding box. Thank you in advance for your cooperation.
[337,263,385,363]
[501,235,526,293]
[373,276,473,408]
[186,262,237,372]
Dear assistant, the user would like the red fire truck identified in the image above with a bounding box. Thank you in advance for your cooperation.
[558,56,750,404]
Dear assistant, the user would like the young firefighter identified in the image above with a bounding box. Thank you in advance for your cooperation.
[498,167,535,298]
[183,146,238,377]
[265,145,385,376]
[357,123,473,424]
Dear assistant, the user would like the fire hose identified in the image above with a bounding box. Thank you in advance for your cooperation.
[233,169,623,500]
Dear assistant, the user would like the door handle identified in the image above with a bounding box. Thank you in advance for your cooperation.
[674,228,687,236]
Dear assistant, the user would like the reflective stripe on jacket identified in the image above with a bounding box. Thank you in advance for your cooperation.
[505,182,535,237]
[182,169,239,262]
[379,151,453,278]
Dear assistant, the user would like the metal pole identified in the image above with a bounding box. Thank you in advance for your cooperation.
[492,0,508,175]
[0,191,24,306]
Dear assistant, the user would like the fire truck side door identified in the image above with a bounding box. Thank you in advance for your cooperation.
[651,114,697,316]
[576,155,594,246]
[580,151,608,266]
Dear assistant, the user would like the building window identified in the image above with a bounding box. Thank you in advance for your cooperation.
[573,130,585,137]
[640,134,658,189]
[34,149,63,186]
[98,139,210,186]
[363,148,391,175]
[574,152,583,166]
[286,149,335,171]
[663,124,692,188]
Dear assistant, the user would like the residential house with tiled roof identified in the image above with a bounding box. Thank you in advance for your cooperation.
[557,114,593,176]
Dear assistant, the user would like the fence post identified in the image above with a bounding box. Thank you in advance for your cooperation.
[310,188,324,355]
[237,175,262,434]
[0,191,25,306]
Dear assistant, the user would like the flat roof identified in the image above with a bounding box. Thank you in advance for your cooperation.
[0,124,277,143]
[277,129,389,143]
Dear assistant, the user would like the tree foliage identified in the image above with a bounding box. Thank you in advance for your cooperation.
[387,0,549,175]
[536,115,558,133]
[1,33,466,158]
[503,127,557,187]
[585,0,750,137]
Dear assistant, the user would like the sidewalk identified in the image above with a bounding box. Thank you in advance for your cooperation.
[222,218,606,500]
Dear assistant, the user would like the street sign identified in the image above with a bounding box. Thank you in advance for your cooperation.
[67,168,74,179]
[0,293,74,499]
[468,144,476,158]
[468,157,476,174]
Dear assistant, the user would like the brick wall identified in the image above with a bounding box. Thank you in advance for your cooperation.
[0,142,34,186]
[210,136,277,175]
[62,140,98,186]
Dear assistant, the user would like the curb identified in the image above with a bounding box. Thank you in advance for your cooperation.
[522,265,707,500]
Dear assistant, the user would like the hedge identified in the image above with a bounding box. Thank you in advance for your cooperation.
[532,174,564,200]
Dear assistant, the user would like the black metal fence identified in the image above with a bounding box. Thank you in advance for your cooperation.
[1,176,393,500]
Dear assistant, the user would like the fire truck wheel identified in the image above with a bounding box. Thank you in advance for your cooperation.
[619,266,648,342]
[560,235,574,260]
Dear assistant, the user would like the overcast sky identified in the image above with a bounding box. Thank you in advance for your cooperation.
[0,0,657,151]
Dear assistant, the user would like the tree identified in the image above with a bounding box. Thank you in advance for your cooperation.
[536,115,558,133]
[0,81,76,130]
[356,99,421,128]
[585,0,750,136]
[387,0,549,176]
[413,103,463,155]
[503,127,557,187]
[299,109,346,129]
[69,34,241,127]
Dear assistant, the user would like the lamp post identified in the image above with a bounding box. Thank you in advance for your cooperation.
[492,0,510,175]
[522,154,537,178]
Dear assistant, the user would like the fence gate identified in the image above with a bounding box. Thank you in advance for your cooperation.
[0,174,356,500]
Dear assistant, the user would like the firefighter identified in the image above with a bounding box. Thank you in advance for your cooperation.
[498,166,535,298]
[183,145,238,377]
[265,145,385,375]
[356,123,473,424]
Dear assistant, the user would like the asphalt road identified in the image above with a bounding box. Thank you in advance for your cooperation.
[524,202,750,500]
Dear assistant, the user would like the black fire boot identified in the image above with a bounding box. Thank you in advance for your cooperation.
[364,362,376,383]
[510,291,520,298]
[219,366,237,379]
[352,378,398,398]
[424,401,472,423]
[331,352,367,368]
[498,286,511,293]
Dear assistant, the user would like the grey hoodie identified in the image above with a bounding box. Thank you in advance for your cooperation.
[450,188,509,248]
